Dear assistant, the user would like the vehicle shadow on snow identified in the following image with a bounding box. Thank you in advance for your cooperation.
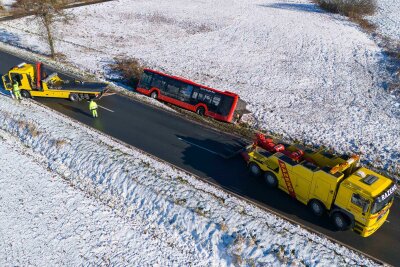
[177,134,339,233]
[258,3,324,14]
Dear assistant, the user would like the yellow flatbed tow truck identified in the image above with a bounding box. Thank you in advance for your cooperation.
[2,62,108,101]
[242,134,396,237]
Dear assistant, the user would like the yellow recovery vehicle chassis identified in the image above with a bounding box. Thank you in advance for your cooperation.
[242,134,396,237]
[2,62,108,101]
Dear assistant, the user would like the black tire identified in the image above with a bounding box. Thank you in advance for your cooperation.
[248,162,262,177]
[196,106,205,116]
[150,91,158,99]
[69,93,79,102]
[20,90,31,98]
[264,171,278,188]
[331,212,351,231]
[309,199,325,217]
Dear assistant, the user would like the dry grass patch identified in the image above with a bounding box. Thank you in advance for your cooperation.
[313,0,377,31]
[109,57,145,87]
[55,139,68,148]
[25,121,40,137]
[313,0,377,17]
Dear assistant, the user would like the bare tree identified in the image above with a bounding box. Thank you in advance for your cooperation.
[12,0,75,58]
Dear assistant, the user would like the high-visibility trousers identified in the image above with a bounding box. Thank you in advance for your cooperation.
[91,109,98,118]
[13,90,22,100]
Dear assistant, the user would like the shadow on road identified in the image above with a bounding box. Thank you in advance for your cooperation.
[59,103,92,118]
[177,134,246,159]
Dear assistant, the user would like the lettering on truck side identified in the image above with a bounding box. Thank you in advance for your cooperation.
[278,159,296,198]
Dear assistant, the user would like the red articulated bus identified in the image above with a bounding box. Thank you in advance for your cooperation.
[136,68,248,123]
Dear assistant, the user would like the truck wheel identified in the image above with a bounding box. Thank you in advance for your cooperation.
[196,106,205,116]
[264,171,278,187]
[69,93,79,102]
[309,200,325,217]
[248,162,262,177]
[331,212,351,231]
[150,91,158,99]
[21,90,31,98]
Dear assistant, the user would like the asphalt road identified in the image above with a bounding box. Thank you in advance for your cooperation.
[1,49,399,266]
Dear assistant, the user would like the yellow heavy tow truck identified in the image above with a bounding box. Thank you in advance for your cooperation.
[2,62,108,101]
[242,134,396,237]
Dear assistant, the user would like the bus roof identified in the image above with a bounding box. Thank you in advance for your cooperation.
[144,68,238,97]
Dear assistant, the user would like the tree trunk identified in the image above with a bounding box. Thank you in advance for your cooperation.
[43,15,55,58]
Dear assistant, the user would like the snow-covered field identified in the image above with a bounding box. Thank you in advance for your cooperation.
[0,0,398,176]
[0,0,398,264]
[368,0,400,41]
[0,95,378,266]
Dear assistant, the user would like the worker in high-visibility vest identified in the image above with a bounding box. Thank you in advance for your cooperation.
[12,80,22,101]
[89,99,98,118]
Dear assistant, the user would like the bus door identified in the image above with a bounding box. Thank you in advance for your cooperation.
[178,84,194,102]
[138,71,153,90]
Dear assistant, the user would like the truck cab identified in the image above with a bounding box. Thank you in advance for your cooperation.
[2,63,39,93]
[243,134,396,237]
[334,169,396,237]
[2,62,108,101]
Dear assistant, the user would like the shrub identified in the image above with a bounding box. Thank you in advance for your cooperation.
[109,57,145,88]
[314,0,377,17]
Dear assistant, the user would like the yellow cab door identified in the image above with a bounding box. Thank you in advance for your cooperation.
[348,193,369,220]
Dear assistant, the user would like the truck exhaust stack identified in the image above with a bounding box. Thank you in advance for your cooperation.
[36,62,42,90]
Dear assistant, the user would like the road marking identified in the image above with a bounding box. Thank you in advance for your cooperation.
[98,104,114,112]
[177,137,220,156]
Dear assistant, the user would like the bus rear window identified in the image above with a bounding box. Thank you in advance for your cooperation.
[217,95,234,116]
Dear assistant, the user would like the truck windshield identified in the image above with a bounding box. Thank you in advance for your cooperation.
[371,196,393,214]
[370,184,397,214]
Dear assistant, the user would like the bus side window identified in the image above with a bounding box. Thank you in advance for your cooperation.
[151,74,166,91]
[203,93,212,104]
[212,95,221,106]
[165,80,181,97]
[197,88,206,101]
[179,85,193,101]
[191,87,199,100]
